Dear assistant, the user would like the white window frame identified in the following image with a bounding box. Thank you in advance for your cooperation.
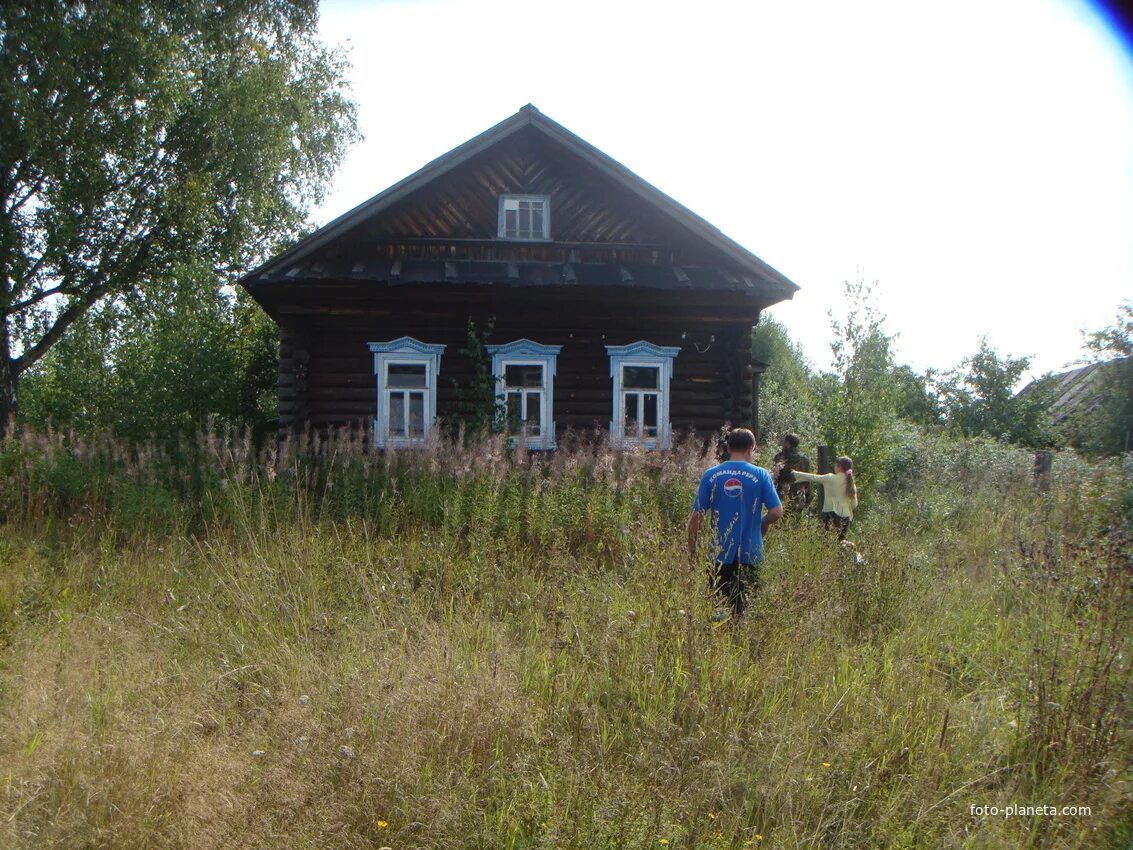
[367,336,445,449]
[497,194,551,241]
[607,341,680,450]
[486,338,561,450]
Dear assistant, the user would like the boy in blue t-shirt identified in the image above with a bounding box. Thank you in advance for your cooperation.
[688,428,783,617]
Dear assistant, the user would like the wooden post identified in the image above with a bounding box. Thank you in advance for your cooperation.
[750,357,768,442]
[751,369,761,443]
[817,445,835,474]
[733,328,753,425]
[1034,450,1053,492]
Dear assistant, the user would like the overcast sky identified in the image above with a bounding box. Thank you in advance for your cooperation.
[313,0,1133,382]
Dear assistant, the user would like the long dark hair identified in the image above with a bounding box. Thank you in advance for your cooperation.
[836,456,857,501]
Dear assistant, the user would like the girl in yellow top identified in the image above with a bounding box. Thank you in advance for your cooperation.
[790,456,857,540]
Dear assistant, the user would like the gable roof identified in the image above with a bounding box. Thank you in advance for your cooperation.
[241,105,799,298]
[1019,356,1129,424]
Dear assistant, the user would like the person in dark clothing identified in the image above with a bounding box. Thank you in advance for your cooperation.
[772,433,812,508]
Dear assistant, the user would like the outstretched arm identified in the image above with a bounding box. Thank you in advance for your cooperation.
[789,471,830,484]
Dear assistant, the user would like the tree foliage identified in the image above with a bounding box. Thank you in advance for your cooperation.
[818,277,901,489]
[447,317,502,441]
[19,264,277,440]
[1063,300,1133,455]
[0,0,358,432]
[937,337,1054,448]
[891,364,942,426]
[753,285,943,486]
[752,314,818,443]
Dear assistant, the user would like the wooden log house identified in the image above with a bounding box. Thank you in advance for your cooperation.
[240,105,799,449]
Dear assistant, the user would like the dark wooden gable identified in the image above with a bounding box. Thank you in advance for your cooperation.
[242,105,799,307]
[346,124,691,246]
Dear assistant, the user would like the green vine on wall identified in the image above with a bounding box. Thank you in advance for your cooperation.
[449,317,502,440]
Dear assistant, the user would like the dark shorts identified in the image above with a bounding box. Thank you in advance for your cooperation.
[711,560,763,616]
[821,512,852,540]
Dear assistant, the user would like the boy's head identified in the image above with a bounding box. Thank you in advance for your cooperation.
[726,428,757,458]
[782,433,800,450]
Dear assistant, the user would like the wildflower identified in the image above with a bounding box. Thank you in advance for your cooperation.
[821,761,831,768]
[376,820,389,829]
[657,840,669,846]
[339,745,356,759]
[707,811,716,819]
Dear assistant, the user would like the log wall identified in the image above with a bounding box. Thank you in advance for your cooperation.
[269,283,760,440]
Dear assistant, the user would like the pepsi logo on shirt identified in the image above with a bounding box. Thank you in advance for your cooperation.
[692,462,782,565]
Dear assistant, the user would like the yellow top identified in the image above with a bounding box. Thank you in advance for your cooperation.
[791,471,857,519]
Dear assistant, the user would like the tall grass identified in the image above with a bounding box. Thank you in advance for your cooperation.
[0,426,1130,848]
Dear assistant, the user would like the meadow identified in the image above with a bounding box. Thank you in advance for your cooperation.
[0,427,1130,849]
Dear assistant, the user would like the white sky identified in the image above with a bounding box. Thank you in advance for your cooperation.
[314,0,1133,382]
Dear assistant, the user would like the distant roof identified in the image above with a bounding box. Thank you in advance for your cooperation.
[240,104,799,299]
[1019,357,1128,423]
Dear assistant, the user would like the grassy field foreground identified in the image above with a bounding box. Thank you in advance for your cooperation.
[0,429,1130,848]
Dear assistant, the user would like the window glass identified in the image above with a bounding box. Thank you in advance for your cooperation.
[623,365,659,390]
[504,364,543,388]
[501,196,548,239]
[388,393,406,435]
[506,392,522,429]
[623,393,637,437]
[526,393,541,436]
[408,392,425,436]
[388,363,427,388]
[643,393,658,429]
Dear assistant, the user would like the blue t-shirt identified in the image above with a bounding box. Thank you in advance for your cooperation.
[692,461,781,564]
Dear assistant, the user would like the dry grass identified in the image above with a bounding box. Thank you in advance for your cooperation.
[0,428,1130,848]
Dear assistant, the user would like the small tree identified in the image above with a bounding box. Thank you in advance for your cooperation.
[819,276,901,489]
[938,337,1054,448]
[448,317,501,440]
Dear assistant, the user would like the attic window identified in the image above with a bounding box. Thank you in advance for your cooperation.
[498,195,550,240]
